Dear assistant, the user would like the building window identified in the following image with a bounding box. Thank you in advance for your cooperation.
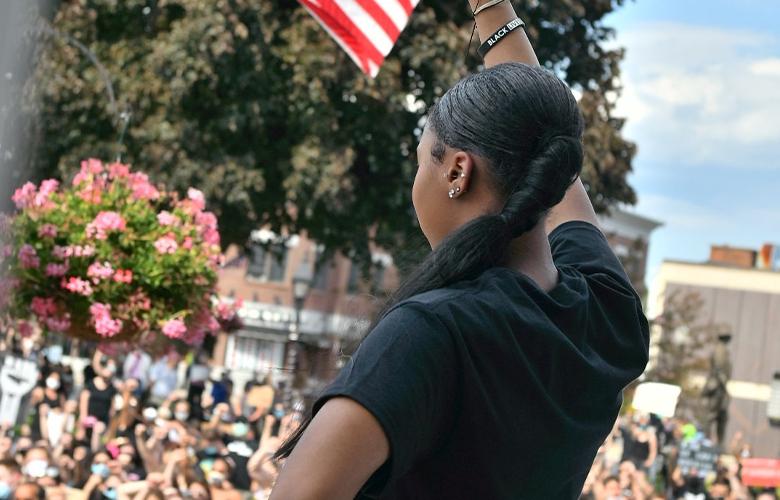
[370,262,386,295]
[246,242,288,282]
[347,254,391,295]
[312,258,334,290]
[347,261,361,294]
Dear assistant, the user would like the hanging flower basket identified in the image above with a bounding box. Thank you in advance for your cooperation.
[0,159,241,347]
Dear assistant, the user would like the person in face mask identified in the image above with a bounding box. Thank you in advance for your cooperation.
[207,457,241,500]
[82,451,116,500]
[21,447,50,480]
[41,372,65,410]
[173,400,191,424]
[0,458,22,499]
[222,417,258,492]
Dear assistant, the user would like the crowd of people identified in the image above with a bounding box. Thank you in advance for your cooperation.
[580,412,779,500]
[1,336,779,499]
[0,341,301,499]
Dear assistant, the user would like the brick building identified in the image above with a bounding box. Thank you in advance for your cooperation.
[647,243,780,457]
[215,208,660,397]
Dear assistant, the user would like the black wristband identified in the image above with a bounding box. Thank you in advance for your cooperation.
[477,18,526,59]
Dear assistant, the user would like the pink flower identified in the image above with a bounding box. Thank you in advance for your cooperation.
[113,269,133,284]
[216,298,242,321]
[45,315,71,333]
[196,211,218,230]
[182,237,193,250]
[61,276,93,296]
[33,179,59,209]
[161,318,187,339]
[156,211,180,226]
[86,211,126,240]
[38,224,58,238]
[203,228,220,246]
[52,246,72,259]
[154,236,178,254]
[87,261,114,283]
[187,188,206,211]
[17,320,33,338]
[31,296,58,318]
[19,244,40,269]
[90,302,123,338]
[183,328,206,346]
[81,158,104,174]
[45,262,69,277]
[108,162,130,179]
[129,172,160,200]
[12,182,37,209]
[75,245,95,257]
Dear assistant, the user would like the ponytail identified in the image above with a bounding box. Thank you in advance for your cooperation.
[274,63,584,461]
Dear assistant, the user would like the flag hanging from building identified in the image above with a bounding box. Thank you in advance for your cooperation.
[297,0,421,78]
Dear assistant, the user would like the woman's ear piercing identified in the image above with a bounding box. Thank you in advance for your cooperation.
[448,189,455,199]
[460,172,465,178]
[456,187,461,193]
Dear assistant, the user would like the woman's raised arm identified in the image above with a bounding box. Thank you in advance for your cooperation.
[467,0,538,67]
[468,0,599,232]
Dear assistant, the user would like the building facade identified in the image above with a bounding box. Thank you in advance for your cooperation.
[215,208,660,398]
[213,230,398,397]
[597,208,662,301]
[648,244,780,457]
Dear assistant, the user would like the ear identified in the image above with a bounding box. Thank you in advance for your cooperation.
[444,151,474,199]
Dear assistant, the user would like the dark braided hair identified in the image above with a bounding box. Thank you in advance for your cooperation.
[274,63,584,461]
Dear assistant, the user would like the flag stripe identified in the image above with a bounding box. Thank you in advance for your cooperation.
[355,0,400,39]
[301,0,385,72]
[300,1,370,73]
[335,0,394,55]
[380,1,411,30]
[396,0,414,15]
[298,0,421,77]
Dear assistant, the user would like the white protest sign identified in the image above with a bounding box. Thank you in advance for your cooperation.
[631,382,682,418]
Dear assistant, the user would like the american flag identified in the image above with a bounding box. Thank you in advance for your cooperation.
[298,0,422,78]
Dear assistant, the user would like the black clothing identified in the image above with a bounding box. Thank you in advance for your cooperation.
[314,221,649,499]
[222,437,258,491]
[622,427,652,467]
[86,378,116,424]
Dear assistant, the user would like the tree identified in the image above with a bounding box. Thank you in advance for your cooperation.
[11,0,637,264]
[647,290,729,423]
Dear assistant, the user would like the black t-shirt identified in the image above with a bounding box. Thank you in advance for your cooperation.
[87,378,116,424]
[313,221,649,499]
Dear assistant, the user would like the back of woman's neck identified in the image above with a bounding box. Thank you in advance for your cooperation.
[504,223,558,291]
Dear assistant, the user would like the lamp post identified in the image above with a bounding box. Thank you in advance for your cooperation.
[284,256,313,407]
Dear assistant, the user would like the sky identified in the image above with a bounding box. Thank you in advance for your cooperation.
[604,0,780,286]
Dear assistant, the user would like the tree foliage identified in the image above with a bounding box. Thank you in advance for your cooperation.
[647,290,729,422]
[12,0,637,263]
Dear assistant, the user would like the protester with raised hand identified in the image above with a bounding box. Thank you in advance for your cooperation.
[269,1,648,498]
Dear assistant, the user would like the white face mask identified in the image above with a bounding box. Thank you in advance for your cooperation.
[24,459,48,478]
[142,407,157,421]
[46,377,60,390]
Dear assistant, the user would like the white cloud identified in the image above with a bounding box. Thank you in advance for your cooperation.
[613,23,780,168]
[750,58,780,77]
[635,194,726,231]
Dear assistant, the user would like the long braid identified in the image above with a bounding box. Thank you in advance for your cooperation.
[500,135,583,237]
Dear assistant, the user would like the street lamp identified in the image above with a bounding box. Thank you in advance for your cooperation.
[284,255,313,406]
